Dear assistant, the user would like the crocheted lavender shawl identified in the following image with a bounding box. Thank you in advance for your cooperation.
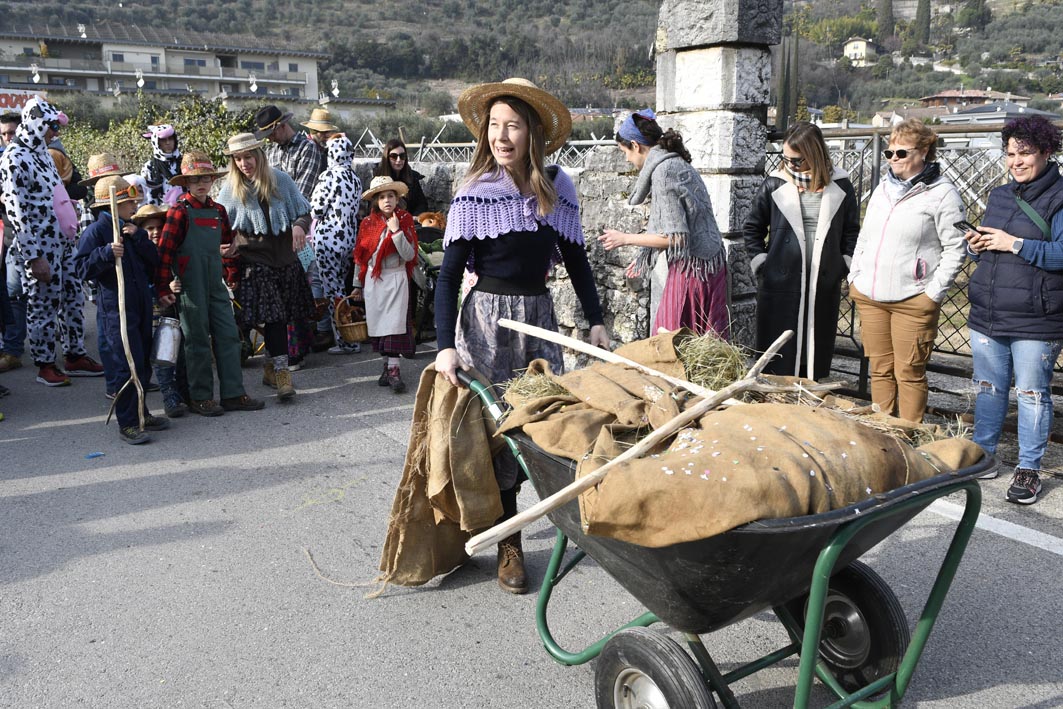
[443,166,584,248]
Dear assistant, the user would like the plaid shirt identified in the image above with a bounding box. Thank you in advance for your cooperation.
[265,132,325,201]
[154,193,234,298]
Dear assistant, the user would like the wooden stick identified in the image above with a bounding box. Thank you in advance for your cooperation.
[464,330,793,556]
[109,186,145,430]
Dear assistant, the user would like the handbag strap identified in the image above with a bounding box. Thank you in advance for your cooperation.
[1015,193,1051,239]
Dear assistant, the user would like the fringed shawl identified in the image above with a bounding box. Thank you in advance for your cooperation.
[629,146,725,280]
[443,166,585,252]
[216,168,310,236]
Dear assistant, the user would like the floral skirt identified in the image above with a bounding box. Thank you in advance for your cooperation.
[234,261,315,326]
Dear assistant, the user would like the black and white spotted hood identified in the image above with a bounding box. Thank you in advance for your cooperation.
[14,96,62,154]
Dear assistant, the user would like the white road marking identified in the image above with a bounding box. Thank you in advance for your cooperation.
[929,500,1063,556]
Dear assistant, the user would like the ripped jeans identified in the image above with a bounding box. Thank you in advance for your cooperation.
[970,328,1063,470]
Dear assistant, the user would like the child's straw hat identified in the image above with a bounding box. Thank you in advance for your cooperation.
[91,175,141,208]
[169,150,226,186]
[362,176,409,201]
[79,152,124,186]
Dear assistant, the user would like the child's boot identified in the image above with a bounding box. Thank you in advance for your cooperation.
[262,360,276,388]
[387,365,406,394]
[273,355,295,401]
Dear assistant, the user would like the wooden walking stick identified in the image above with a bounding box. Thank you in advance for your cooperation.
[464,330,794,556]
[105,186,145,429]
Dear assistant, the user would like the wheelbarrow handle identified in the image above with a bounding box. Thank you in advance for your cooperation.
[455,369,476,388]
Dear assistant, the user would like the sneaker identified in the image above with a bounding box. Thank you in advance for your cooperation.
[387,366,406,394]
[275,369,296,401]
[63,354,105,377]
[288,356,305,372]
[328,342,360,355]
[105,390,117,400]
[0,352,22,372]
[311,330,335,353]
[142,413,171,431]
[188,399,225,417]
[978,461,1000,480]
[1006,468,1042,505]
[163,399,188,418]
[378,365,390,387]
[221,394,265,411]
[36,364,71,387]
[119,426,151,445]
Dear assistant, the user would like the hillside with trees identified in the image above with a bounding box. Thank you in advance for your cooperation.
[0,0,658,108]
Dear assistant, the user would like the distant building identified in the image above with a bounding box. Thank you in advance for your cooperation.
[872,105,950,127]
[937,101,1061,127]
[919,89,1030,109]
[0,21,394,117]
[842,38,882,68]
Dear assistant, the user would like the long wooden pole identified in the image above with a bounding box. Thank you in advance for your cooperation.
[109,187,145,430]
[464,330,793,556]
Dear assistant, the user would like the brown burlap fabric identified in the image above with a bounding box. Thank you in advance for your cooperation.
[500,343,985,548]
[377,366,504,587]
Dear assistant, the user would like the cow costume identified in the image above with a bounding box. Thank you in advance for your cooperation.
[0,96,99,383]
[140,124,182,206]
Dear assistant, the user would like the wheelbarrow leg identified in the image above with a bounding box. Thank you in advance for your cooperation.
[684,634,741,709]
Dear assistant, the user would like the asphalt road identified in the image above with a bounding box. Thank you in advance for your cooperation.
[2,307,1062,708]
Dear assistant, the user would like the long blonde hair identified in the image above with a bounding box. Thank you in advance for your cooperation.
[225,147,278,204]
[461,96,557,216]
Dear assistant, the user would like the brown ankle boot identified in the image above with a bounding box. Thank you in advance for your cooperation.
[262,360,276,388]
[496,532,528,594]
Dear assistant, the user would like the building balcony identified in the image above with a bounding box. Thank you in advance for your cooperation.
[0,56,306,85]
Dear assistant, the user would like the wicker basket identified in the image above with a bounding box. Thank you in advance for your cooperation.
[334,295,369,343]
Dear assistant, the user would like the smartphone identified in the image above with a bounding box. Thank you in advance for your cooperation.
[954,220,984,234]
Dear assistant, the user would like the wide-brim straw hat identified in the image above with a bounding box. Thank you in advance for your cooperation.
[170,150,227,186]
[457,77,572,155]
[80,152,124,186]
[301,107,339,133]
[224,132,267,156]
[130,204,169,225]
[92,175,140,209]
[362,175,409,201]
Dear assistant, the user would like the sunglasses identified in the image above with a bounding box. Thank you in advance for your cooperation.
[781,155,805,168]
[46,121,61,132]
[388,152,407,160]
[112,184,141,200]
[883,149,914,159]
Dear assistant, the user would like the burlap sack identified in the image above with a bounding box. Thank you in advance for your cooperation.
[377,366,503,587]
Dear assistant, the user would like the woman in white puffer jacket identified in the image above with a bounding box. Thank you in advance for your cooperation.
[848,118,967,422]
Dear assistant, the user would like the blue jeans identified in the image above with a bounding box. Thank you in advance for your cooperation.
[3,249,26,357]
[970,328,1063,470]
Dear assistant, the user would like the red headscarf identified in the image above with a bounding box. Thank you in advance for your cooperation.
[354,208,418,283]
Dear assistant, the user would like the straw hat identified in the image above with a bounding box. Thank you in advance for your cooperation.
[301,107,338,133]
[130,204,169,226]
[457,77,572,155]
[91,175,141,208]
[224,132,267,156]
[79,152,124,186]
[169,150,227,186]
[362,176,409,201]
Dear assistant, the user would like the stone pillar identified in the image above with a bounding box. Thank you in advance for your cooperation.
[654,0,782,348]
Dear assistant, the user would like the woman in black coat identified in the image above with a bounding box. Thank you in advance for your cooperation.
[742,122,860,380]
[373,138,428,216]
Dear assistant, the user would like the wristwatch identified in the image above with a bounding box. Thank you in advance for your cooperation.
[1011,238,1024,255]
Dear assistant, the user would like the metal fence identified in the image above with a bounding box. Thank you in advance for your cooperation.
[346,129,612,168]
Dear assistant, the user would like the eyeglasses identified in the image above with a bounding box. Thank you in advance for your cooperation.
[187,175,215,184]
[781,155,805,168]
[388,152,406,161]
[883,149,912,159]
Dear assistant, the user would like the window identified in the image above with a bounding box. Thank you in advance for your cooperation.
[286,87,300,97]
[50,76,66,85]
[184,58,207,67]
[288,63,298,73]
[240,60,265,71]
[22,47,35,55]
[150,56,159,66]
[142,80,157,89]
[112,53,124,62]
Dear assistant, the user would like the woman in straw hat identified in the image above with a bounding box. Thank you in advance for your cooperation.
[74,175,171,444]
[215,132,316,402]
[373,138,428,216]
[155,149,263,416]
[600,109,730,339]
[434,77,610,594]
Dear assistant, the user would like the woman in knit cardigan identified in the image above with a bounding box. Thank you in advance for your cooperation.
[216,132,316,402]
[599,109,729,338]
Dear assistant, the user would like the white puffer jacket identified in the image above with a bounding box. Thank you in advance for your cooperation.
[848,175,967,303]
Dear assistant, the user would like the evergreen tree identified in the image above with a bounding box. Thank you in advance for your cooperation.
[914,0,930,47]
[876,0,895,42]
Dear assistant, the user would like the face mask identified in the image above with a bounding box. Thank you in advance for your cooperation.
[784,161,813,190]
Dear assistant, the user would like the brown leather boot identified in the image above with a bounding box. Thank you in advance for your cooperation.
[262,360,276,388]
[496,532,528,594]
[275,368,295,401]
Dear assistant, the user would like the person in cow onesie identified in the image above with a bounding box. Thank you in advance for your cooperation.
[0,96,103,386]
[140,124,183,207]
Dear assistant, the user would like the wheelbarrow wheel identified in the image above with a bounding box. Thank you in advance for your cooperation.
[594,627,718,709]
[784,560,910,696]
